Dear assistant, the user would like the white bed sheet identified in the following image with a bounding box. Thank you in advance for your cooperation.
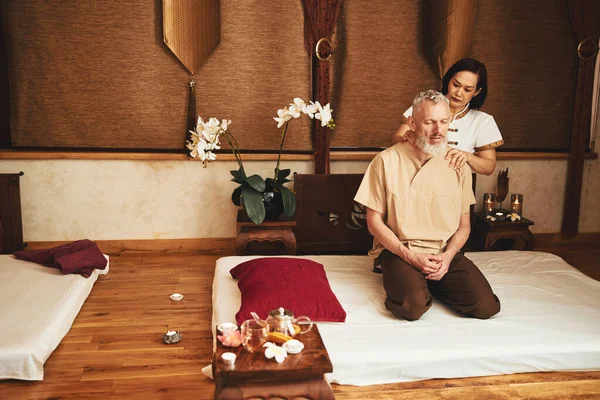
[211,251,600,386]
[0,255,109,381]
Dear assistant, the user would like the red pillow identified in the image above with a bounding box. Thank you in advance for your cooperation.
[230,258,346,325]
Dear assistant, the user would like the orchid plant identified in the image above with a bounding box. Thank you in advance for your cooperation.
[186,98,335,225]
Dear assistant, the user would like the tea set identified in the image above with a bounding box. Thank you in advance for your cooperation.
[218,307,312,364]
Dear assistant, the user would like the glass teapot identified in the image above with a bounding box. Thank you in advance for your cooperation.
[266,307,313,337]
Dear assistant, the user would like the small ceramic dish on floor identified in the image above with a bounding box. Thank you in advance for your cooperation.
[170,293,184,302]
[163,330,182,344]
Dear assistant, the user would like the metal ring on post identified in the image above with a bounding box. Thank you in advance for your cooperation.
[577,37,599,61]
[315,37,333,62]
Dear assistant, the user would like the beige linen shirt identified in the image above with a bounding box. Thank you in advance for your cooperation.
[354,142,475,257]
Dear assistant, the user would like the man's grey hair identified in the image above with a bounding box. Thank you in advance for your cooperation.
[412,90,449,114]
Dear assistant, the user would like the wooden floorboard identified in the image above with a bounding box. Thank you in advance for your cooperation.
[1,249,599,399]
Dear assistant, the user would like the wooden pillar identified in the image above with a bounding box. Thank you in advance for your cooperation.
[562,58,595,238]
[312,56,331,174]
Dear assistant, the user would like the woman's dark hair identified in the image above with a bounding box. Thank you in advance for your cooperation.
[441,58,488,109]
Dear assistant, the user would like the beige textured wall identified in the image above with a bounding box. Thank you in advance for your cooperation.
[0,160,313,241]
[0,152,598,242]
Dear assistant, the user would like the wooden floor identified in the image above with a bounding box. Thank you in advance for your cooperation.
[2,247,600,400]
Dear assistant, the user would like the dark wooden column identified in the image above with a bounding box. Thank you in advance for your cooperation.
[0,172,25,253]
[312,55,331,174]
[562,0,600,238]
[302,0,342,174]
[562,57,596,238]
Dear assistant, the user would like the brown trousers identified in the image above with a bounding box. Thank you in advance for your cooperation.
[379,251,500,321]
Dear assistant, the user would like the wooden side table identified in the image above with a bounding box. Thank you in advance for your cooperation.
[212,325,334,400]
[470,212,535,251]
[236,209,297,256]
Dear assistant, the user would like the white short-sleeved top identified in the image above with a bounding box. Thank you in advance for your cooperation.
[402,105,504,153]
[354,143,475,257]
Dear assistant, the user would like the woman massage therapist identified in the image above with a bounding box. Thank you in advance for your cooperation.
[392,58,503,175]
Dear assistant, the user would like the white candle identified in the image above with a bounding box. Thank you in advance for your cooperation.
[222,352,236,365]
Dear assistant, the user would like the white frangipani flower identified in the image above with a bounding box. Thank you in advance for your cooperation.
[263,342,288,363]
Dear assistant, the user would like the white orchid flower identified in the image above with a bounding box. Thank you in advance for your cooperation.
[220,119,232,131]
[185,141,199,158]
[201,130,213,142]
[287,104,302,118]
[293,97,306,109]
[316,103,332,127]
[263,342,288,363]
[273,108,292,128]
[289,98,306,118]
[206,141,220,151]
[206,118,221,135]
[201,150,217,162]
[196,116,205,128]
[304,101,320,119]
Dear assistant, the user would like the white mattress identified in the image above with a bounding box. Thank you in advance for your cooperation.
[211,251,600,386]
[0,255,109,381]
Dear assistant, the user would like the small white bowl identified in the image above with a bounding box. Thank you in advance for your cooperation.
[222,352,236,365]
[282,339,304,354]
[163,330,182,344]
[217,322,238,334]
[170,293,184,302]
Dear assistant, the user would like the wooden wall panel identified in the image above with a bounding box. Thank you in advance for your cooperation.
[3,0,310,152]
[0,172,24,253]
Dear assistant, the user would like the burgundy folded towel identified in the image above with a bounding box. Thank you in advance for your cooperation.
[13,248,56,267]
[55,243,107,278]
[51,239,95,269]
[13,239,106,278]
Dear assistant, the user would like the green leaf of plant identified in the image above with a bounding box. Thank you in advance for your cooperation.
[277,169,291,181]
[231,185,242,206]
[244,174,266,193]
[241,185,265,225]
[230,167,245,184]
[280,185,296,217]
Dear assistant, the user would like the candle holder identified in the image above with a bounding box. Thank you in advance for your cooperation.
[483,193,496,216]
[493,211,506,221]
[510,194,523,217]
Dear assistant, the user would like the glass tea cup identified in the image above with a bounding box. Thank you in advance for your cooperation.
[241,319,269,353]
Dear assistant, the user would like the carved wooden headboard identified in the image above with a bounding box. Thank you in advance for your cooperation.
[294,174,372,255]
[293,172,478,255]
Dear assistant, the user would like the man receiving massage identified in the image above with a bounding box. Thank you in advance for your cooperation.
[354,90,500,321]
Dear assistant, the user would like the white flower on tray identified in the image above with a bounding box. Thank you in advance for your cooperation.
[263,342,288,363]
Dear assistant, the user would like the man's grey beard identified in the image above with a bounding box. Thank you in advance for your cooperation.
[416,134,447,156]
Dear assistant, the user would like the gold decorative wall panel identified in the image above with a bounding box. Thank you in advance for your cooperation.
[163,0,220,75]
